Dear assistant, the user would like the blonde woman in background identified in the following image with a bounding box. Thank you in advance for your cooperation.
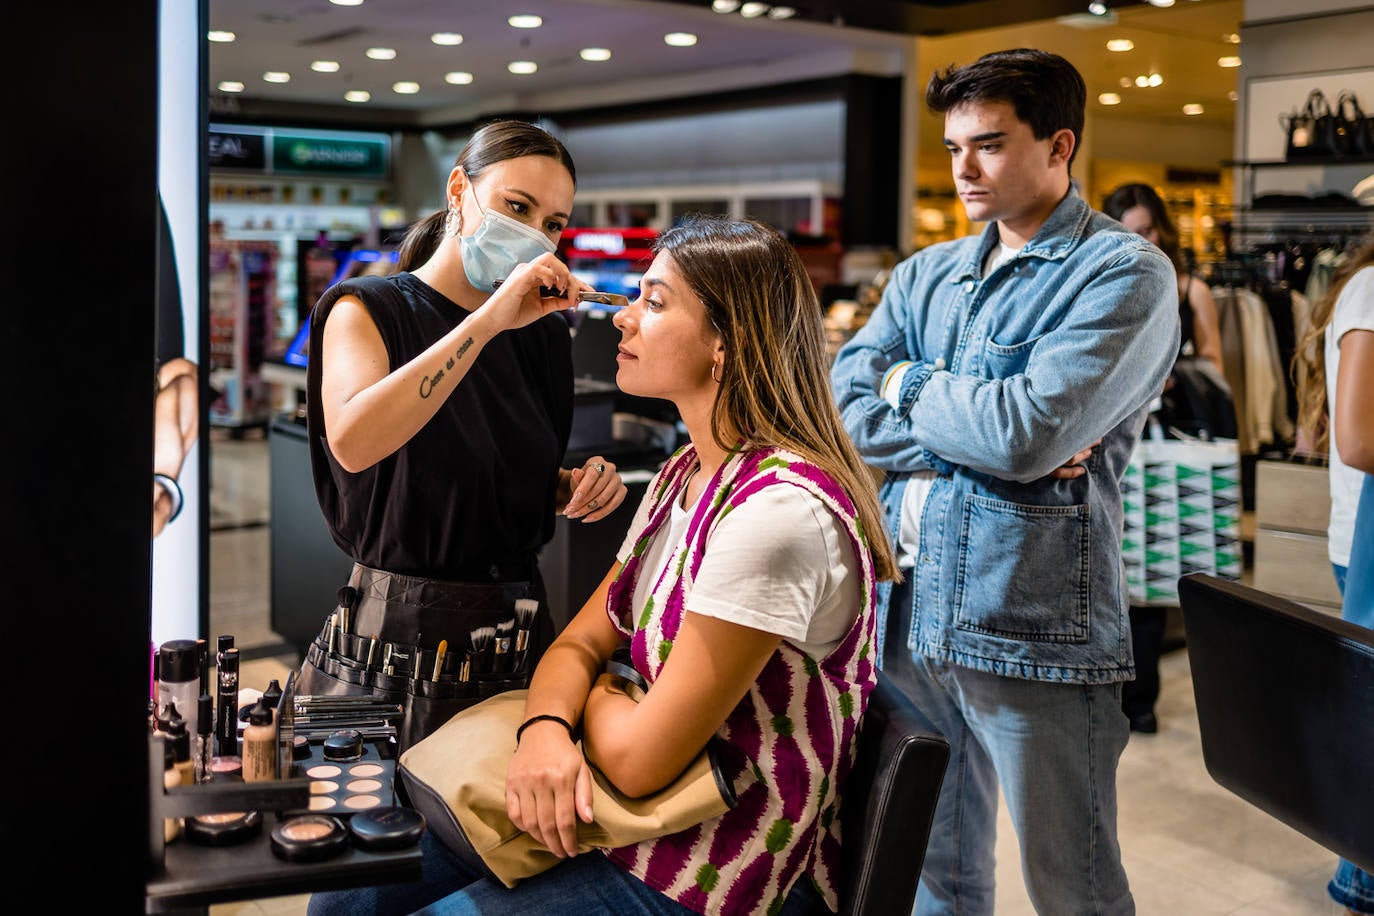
[1292,230,1374,916]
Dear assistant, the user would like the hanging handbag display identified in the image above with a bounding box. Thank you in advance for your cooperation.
[397,664,736,889]
[1283,89,1339,159]
[1334,90,1373,157]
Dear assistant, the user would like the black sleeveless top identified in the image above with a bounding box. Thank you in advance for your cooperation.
[305,272,573,581]
[1177,273,1196,360]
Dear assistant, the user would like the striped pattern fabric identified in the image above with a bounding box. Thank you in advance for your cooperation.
[602,445,879,915]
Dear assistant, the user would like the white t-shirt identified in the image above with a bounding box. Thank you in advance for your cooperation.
[616,483,861,659]
[1325,265,1374,567]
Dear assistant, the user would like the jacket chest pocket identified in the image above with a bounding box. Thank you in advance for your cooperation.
[982,332,1043,379]
[953,494,1090,643]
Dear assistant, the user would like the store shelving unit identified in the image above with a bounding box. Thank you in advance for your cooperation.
[1222,155,1374,251]
[208,237,278,435]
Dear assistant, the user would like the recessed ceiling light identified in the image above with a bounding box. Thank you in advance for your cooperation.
[431,32,463,46]
[263,71,291,83]
[1088,1,1108,14]
[329,0,363,6]
[1146,0,1175,6]
[768,5,796,18]
[1228,90,1239,101]
[508,15,542,28]
[579,48,612,62]
[207,30,235,43]
[311,60,340,73]
[1223,33,1240,43]
[508,60,538,75]
[740,2,769,17]
[366,47,396,61]
[1183,103,1204,115]
[392,81,419,94]
[218,81,244,93]
[1147,72,1163,87]
[1099,93,1122,106]
[345,90,371,103]
[444,71,474,85]
[1217,56,1242,68]
[1106,39,1134,52]
[1119,76,1133,88]
[712,0,740,11]
[1135,75,1150,87]
[664,32,698,47]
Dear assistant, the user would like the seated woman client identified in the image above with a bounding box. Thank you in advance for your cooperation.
[308,214,900,916]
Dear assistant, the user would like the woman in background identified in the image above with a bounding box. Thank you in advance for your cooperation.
[1104,181,1232,733]
[1293,231,1374,916]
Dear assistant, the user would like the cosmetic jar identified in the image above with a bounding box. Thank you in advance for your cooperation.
[185,810,263,846]
[292,733,312,761]
[206,754,243,782]
[270,814,349,862]
[348,806,426,851]
[322,728,365,761]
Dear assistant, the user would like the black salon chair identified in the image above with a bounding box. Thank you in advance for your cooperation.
[838,670,950,916]
[1179,573,1374,873]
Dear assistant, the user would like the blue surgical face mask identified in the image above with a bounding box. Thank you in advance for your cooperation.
[458,182,558,292]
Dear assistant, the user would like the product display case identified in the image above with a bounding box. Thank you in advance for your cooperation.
[208,236,278,434]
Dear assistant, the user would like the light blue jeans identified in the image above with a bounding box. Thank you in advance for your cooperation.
[308,830,829,916]
[883,576,1134,915]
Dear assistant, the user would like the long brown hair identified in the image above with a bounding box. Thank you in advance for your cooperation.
[1102,183,1184,273]
[1292,232,1374,452]
[654,215,900,583]
[395,119,576,272]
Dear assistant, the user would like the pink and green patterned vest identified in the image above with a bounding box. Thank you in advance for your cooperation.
[602,444,879,916]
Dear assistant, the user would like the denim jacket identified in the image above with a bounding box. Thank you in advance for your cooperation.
[831,191,1179,684]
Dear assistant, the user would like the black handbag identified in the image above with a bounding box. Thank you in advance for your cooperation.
[1283,89,1339,159]
[1335,90,1373,157]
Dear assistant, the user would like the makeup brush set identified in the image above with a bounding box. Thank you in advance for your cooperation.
[303,592,542,703]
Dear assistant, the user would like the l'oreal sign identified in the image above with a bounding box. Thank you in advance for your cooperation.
[209,124,390,179]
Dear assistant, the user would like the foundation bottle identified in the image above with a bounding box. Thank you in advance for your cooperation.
[241,698,278,782]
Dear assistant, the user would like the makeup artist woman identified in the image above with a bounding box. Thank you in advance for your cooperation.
[294,119,627,750]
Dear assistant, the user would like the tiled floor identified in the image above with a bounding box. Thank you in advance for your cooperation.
[205,430,1348,915]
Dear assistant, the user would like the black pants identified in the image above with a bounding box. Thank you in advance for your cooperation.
[1122,604,1166,719]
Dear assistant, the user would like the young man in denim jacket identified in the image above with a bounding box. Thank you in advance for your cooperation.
[830,49,1179,914]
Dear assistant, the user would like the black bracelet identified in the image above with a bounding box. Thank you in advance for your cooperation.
[515,714,576,747]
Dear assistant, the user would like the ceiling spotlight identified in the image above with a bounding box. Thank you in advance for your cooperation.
[1228,90,1239,101]
[311,60,340,73]
[208,30,236,43]
[579,48,612,62]
[345,90,371,103]
[1106,39,1134,52]
[1099,92,1122,105]
[444,71,474,85]
[366,47,396,60]
[329,0,363,6]
[711,0,740,10]
[1145,0,1174,6]
[664,32,698,47]
[1182,103,1204,115]
[767,4,796,17]
[508,60,538,74]
[740,2,769,16]
[263,71,291,83]
[1218,56,1242,68]
[1147,72,1163,87]
[508,14,542,28]
[392,81,419,94]
[1135,75,1150,87]
[218,80,244,93]
[1119,76,1133,88]
[1223,33,1241,43]
[431,33,463,46]
[1088,1,1108,15]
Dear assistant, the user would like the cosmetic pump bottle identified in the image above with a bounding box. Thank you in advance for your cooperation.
[216,647,240,757]
[262,678,283,711]
[158,639,202,739]
[241,698,278,782]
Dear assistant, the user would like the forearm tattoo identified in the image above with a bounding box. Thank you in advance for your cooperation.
[419,337,475,399]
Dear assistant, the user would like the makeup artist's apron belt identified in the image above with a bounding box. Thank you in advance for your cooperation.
[294,561,547,755]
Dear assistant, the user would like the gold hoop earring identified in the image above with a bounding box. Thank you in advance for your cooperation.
[443,205,463,238]
[711,362,722,384]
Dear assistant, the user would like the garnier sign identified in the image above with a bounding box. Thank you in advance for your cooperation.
[209,124,389,179]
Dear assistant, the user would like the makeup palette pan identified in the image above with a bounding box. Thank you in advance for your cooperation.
[289,731,398,816]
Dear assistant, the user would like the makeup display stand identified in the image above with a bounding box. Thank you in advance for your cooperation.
[146,676,423,913]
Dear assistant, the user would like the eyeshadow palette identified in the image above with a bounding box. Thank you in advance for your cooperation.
[287,730,399,817]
